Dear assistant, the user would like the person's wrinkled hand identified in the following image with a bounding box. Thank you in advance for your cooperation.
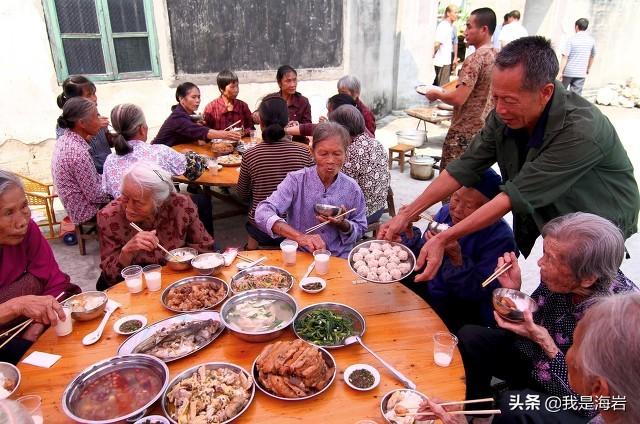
[318,116,328,123]
[496,251,521,290]
[443,238,463,266]
[377,214,411,242]
[414,234,446,282]
[12,295,65,326]
[222,130,241,141]
[426,89,441,102]
[495,309,547,342]
[417,398,466,424]
[296,234,326,252]
[99,115,110,128]
[123,230,158,255]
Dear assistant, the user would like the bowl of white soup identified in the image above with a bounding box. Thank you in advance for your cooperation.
[220,289,298,342]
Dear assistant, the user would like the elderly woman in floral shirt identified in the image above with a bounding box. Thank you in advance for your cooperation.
[97,163,214,289]
[457,212,637,423]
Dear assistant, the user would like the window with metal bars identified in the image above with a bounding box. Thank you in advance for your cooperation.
[43,0,160,82]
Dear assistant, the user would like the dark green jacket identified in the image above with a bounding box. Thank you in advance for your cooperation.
[447,81,639,255]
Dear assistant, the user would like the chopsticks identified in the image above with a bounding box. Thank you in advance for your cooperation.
[481,263,513,288]
[305,208,356,234]
[0,292,65,349]
[400,409,501,417]
[237,254,254,262]
[223,120,242,131]
[129,222,177,260]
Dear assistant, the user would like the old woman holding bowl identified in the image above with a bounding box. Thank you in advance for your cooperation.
[0,170,80,363]
[97,163,214,289]
[254,122,367,258]
[457,212,637,424]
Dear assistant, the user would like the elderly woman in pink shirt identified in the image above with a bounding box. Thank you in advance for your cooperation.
[0,170,80,363]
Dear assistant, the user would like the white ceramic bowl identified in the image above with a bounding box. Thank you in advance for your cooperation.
[344,364,380,391]
[299,277,326,293]
[113,315,147,335]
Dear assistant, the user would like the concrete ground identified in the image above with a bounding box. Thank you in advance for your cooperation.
[44,104,640,294]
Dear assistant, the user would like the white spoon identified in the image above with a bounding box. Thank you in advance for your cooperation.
[82,299,121,346]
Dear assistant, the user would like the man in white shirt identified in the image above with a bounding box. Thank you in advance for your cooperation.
[498,10,528,48]
[433,4,459,86]
[558,18,596,95]
[492,13,510,49]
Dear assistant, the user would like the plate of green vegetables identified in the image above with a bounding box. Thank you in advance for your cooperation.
[293,303,366,348]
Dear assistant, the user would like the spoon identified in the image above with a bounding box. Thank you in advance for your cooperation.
[344,335,416,390]
[82,299,121,346]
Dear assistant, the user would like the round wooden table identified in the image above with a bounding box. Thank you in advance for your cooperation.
[172,142,242,188]
[16,251,465,423]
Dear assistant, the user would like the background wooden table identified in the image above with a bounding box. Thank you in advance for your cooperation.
[16,251,465,423]
[172,142,242,188]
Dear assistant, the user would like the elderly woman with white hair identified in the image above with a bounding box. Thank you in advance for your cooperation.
[566,293,640,424]
[329,105,389,224]
[97,163,214,288]
[337,74,376,135]
[455,212,637,424]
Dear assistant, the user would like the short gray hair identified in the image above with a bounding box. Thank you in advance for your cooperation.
[495,36,559,91]
[329,105,365,137]
[337,75,361,97]
[0,170,23,197]
[541,212,624,289]
[574,293,640,424]
[121,162,175,207]
[312,122,350,152]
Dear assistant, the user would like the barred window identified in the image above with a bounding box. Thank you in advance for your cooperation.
[43,0,160,82]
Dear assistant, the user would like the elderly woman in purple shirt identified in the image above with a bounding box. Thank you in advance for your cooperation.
[254,122,367,258]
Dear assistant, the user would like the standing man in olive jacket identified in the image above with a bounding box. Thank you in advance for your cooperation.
[380,36,639,281]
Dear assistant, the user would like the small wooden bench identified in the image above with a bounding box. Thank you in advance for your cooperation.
[388,144,415,173]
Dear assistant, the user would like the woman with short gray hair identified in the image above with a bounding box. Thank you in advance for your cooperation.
[102,103,208,198]
[255,122,367,258]
[97,163,214,289]
[52,97,111,224]
[329,105,389,224]
[457,212,637,423]
[567,293,640,424]
[337,74,376,134]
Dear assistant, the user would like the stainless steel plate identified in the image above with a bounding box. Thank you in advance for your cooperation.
[117,311,225,363]
[162,362,255,424]
[160,276,229,313]
[229,266,295,294]
[293,302,366,348]
[61,354,169,424]
[347,240,416,284]
[252,345,337,401]
[380,389,430,423]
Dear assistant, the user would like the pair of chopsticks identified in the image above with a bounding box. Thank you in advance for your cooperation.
[398,397,499,417]
[481,263,513,288]
[305,208,356,234]
[222,120,242,131]
[129,222,178,260]
[0,292,65,349]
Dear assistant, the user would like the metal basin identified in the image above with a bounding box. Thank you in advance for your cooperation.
[293,302,366,348]
[191,252,225,276]
[493,288,539,322]
[314,203,341,217]
[395,130,427,147]
[161,276,229,313]
[229,266,295,294]
[165,247,198,271]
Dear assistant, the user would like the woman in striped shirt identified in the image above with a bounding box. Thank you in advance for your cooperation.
[237,95,314,248]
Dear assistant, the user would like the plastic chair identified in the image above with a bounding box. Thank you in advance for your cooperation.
[16,174,58,239]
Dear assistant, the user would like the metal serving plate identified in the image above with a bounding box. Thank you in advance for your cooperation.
[117,311,225,363]
[252,345,337,401]
[61,354,169,424]
[160,276,229,313]
[347,240,416,284]
[380,389,430,423]
[229,266,295,295]
[293,302,366,349]
[162,362,255,424]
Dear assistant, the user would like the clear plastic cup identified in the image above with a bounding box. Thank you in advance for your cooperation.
[121,265,144,293]
[313,249,332,275]
[54,306,73,336]
[143,264,162,292]
[433,331,458,367]
[17,395,42,424]
[280,239,299,265]
[249,130,257,142]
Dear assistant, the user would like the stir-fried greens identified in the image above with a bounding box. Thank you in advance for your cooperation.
[294,309,355,346]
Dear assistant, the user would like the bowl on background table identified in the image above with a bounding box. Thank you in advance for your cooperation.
[165,247,198,271]
[191,252,225,276]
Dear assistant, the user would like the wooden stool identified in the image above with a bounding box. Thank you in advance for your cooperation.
[388,144,415,173]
